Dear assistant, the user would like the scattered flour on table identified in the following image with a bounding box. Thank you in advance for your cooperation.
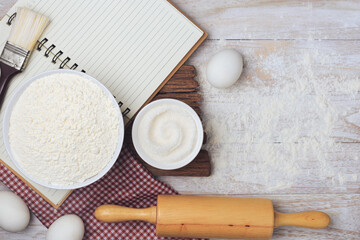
[161,39,360,194]
[9,74,120,186]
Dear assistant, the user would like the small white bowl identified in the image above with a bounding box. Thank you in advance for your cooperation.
[132,99,203,170]
[3,69,124,189]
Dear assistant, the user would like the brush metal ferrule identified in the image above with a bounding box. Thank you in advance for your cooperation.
[0,41,31,71]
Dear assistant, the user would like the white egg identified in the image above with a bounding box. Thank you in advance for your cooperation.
[0,191,30,232]
[46,214,84,240]
[206,49,243,88]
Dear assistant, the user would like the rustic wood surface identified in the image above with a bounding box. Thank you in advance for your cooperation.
[1,0,360,240]
[125,65,211,177]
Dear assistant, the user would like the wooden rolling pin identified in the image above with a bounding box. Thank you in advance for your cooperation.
[94,195,330,239]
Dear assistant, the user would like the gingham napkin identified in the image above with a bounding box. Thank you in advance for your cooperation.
[0,144,195,240]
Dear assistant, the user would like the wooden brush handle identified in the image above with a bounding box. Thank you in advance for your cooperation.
[274,211,330,229]
[0,62,20,108]
[94,205,157,224]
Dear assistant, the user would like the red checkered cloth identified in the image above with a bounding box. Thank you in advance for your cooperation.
[0,144,197,240]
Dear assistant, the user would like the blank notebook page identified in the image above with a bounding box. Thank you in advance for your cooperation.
[0,0,204,205]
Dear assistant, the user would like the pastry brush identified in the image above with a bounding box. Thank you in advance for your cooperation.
[0,8,49,108]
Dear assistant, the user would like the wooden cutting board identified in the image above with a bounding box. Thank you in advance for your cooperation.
[125,65,211,177]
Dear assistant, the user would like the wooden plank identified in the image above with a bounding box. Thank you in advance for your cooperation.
[192,94,360,143]
[160,84,199,93]
[159,67,199,92]
[162,141,360,195]
[154,92,202,102]
[161,82,199,93]
[3,1,360,41]
[173,0,360,40]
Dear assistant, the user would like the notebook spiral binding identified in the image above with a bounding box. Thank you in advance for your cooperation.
[7,12,16,25]
[7,13,131,117]
[35,37,82,71]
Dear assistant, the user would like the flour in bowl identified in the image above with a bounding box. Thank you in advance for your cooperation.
[8,73,120,186]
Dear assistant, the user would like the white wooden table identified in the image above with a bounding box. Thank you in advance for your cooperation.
[1,1,360,239]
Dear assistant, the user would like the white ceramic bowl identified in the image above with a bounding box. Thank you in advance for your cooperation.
[132,99,203,170]
[3,69,124,189]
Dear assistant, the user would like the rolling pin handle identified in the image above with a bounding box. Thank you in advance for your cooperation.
[274,211,330,229]
[94,205,157,224]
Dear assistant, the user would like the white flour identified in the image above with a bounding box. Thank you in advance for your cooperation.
[162,39,360,194]
[9,73,120,186]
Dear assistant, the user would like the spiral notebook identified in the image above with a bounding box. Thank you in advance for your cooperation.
[0,0,207,208]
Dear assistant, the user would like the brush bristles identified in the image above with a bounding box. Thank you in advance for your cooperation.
[8,8,49,51]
